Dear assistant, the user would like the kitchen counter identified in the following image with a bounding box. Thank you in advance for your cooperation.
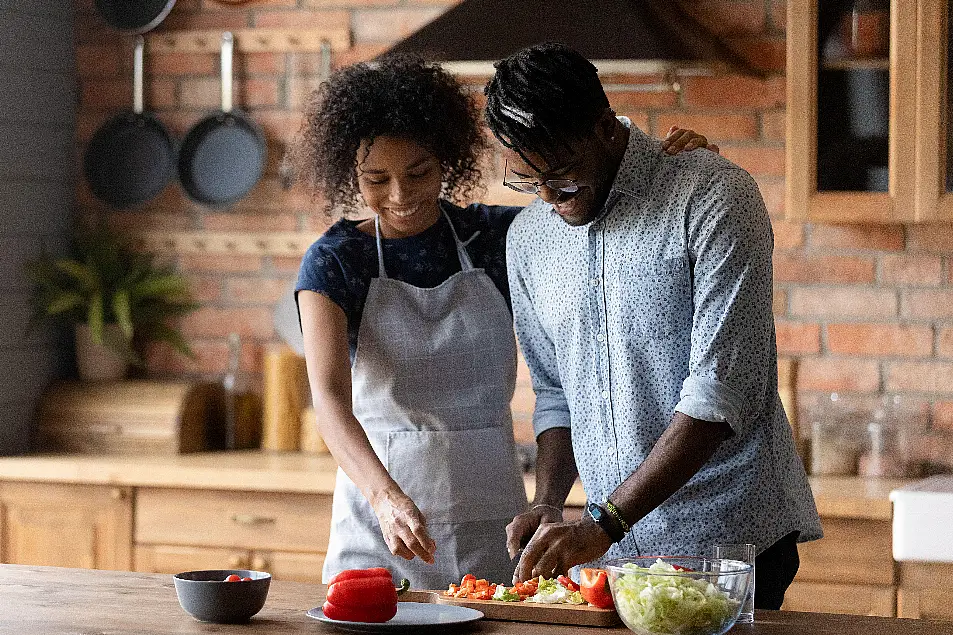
[4,564,951,634]
[0,451,912,516]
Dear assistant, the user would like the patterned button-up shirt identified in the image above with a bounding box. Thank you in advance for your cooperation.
[506,120,822,562]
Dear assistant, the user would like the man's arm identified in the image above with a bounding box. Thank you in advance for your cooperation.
[504,224,575,565]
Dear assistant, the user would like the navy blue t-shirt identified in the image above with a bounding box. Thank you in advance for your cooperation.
[295,200,521,362]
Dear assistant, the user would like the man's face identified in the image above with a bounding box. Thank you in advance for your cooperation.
[502,135,615,227]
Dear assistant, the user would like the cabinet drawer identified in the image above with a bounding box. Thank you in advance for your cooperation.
[135,488,332,552]
[796,517,894,585]
[135,544,248,574]
[782,581,895,617]
[267,551,326,583]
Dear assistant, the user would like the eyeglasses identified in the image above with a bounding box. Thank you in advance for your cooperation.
[502,159,580,195]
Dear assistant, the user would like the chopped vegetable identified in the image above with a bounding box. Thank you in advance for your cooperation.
[612,559,739,635]
[525,577,585,604]
[580,568,615,609]
[323,568,409,623]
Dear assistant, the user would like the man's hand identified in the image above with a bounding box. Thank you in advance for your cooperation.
[506,505,563,561]
[369,486,436,564]
[512,516,613,583]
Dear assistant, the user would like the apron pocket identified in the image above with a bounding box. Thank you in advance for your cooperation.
[382,426,527,524]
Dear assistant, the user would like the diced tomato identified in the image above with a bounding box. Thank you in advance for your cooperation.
[672,565,695,572]
[557,575,579,592]
[579,568,614,610]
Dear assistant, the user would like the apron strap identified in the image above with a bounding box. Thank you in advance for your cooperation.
[373,208,481,278]
[373,215,389,279]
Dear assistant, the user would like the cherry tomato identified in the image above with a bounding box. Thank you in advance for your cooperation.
[224,574,242,582]
[241,577,253,581]
[579,568,614,610]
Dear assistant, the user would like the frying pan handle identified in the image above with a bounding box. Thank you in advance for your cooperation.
[133,35,144,114]
[221,31,234,113]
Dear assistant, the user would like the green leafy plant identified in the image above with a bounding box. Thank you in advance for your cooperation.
[25,227,198,365]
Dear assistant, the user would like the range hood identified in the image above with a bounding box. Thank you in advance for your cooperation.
[384,0,758,81]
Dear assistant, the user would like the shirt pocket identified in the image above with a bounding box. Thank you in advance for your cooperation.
[622,257,692,339]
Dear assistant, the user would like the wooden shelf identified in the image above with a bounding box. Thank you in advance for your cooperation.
[133,231,319,257]
[146,26,351,54]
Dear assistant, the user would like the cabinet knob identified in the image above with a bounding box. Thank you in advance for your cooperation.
[231,513,276,526]
[229,554,246,569]
[111,488,126,500]
[250,555,268,571]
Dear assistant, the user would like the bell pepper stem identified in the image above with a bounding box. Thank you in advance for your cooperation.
[397,579,410,596]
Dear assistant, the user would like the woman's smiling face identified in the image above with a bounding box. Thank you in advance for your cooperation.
[356,136,443,238]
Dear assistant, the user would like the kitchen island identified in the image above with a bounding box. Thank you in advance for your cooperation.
[4,564,952,634]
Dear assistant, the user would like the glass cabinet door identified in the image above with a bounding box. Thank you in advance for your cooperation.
[914,0,953,221]
[787,0,918,222]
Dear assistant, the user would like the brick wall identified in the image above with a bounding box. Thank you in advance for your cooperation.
[0,2,75,454]
[73,0,953,465]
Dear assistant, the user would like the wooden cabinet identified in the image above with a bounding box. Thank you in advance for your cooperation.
[133,488,331,582]
[897,562,953,621]
[782,516,896,616]
[786,0,951,222]
[0,482,132,570]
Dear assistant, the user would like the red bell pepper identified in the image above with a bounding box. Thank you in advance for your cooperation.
[579,568,615,610]
[323,568,410,623]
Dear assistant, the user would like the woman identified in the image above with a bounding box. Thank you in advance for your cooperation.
[291,54,715,588]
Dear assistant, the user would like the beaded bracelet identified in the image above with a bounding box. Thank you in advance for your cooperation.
[604,500,631,534]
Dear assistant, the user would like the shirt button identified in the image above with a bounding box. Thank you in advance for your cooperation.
[608,445,616,455]
[592,277,601,287]
[596,332,605,342]
[601,390,610,400]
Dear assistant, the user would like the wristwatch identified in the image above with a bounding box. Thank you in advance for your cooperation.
[587,502,625,543]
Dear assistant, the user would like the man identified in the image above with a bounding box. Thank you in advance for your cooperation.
[484,42,821,609]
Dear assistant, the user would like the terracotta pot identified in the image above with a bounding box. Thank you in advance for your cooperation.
[75,323,129,382]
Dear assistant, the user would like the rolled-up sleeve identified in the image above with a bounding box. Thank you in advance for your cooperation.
[506,231,572,437]
[675,168,775,431]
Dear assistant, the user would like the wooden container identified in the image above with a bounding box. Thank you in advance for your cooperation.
[36,380,225,455]
[261,346,308,451]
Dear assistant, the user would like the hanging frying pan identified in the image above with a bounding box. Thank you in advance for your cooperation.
[177,32,267,207]
[94,0,176,34]
[84,36,176,209]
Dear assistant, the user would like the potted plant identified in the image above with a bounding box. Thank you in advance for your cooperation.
[25,227,197,381]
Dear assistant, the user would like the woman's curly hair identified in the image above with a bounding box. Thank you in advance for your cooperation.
[290,54,489,216]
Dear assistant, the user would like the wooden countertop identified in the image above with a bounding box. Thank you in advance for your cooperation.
[4,564,951,634]
[0,451,913,518]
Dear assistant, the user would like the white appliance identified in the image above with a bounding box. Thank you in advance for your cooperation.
[890,475,953,562]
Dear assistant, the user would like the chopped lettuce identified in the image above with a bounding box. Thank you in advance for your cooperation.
[612,559,740,635]
[492,585,521,602]
[525,577,585,605]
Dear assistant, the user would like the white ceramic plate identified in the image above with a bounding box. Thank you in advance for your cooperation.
[307,602,483,632]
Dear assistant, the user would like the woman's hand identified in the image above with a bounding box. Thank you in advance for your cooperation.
[661,126,720,155]
[370,486,437,564]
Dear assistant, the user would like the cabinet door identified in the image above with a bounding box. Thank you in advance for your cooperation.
[0,482,132,570]
[135,544,250,574]
[783,581,895,616]
[786,0,918,222]
[914,0,953,220]
[795,517,894,586]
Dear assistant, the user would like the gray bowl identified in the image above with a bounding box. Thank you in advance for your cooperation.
[173,569,271,623]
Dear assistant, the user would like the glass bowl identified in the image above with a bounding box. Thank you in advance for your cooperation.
[605,556,752,635]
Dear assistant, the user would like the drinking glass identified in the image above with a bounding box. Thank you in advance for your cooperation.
[712,543,756,623]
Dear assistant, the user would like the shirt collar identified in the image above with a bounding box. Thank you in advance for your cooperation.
[609,116,664,200]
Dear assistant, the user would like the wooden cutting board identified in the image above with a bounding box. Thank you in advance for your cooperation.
[401,590,621,627]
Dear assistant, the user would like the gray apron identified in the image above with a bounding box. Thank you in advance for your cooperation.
[322,210,527,588]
